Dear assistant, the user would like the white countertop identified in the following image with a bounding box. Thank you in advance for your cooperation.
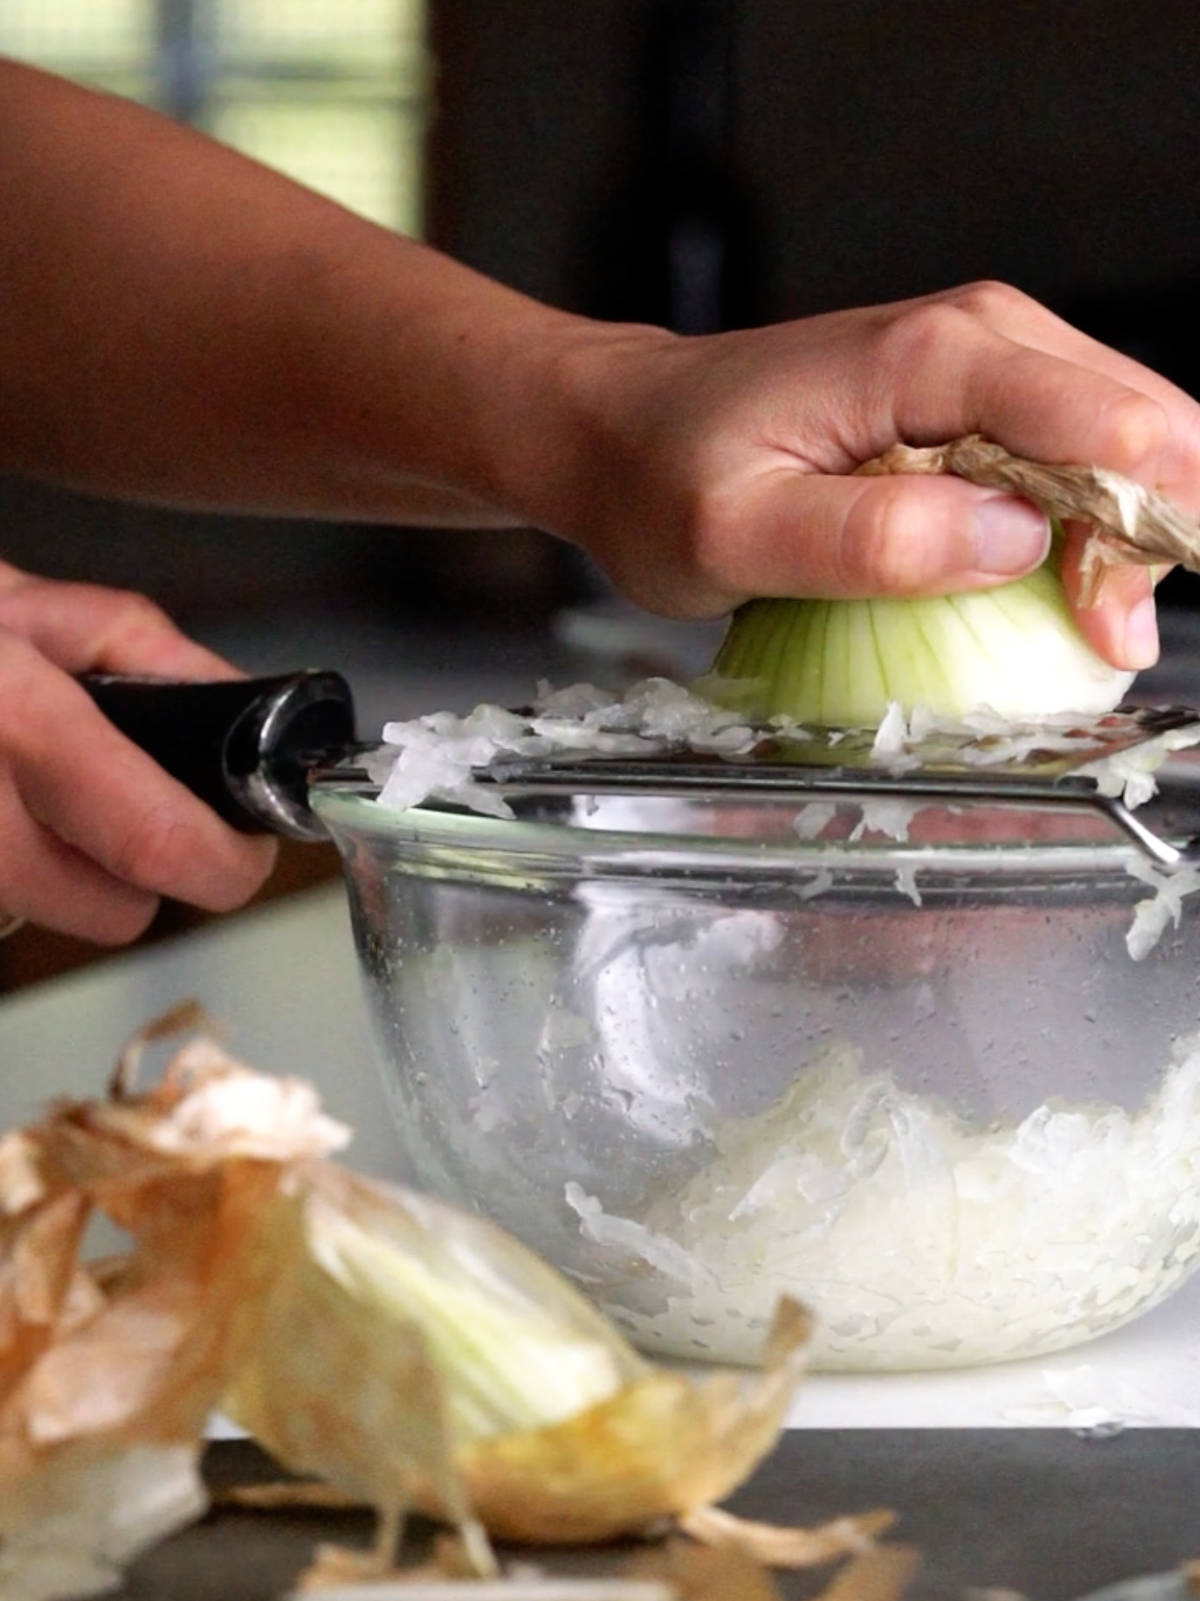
[3,881,1198,1433]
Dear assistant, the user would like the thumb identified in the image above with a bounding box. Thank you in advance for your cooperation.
[720,468,1052,602]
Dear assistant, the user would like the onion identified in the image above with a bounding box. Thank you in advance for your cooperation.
[709,556,1134,727]
[705,432,1200,729]
[0,1015,877,1593]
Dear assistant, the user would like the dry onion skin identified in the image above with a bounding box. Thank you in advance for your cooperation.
[0,1012,887,1597]
[0,1006,340,1600]
[857,435,1200,590]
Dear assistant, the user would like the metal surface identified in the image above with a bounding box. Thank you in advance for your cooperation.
[492,704,1200,781]
[441,704,1200,869]
[81,669,1200,867]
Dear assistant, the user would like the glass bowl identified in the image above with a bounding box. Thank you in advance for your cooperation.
[313,780,1200,1371]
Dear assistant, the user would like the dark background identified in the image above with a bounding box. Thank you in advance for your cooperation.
[430,0,1200,346]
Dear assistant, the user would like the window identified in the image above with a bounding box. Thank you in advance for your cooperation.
[0,0,430,235]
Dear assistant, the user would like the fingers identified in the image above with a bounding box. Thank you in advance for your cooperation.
[907,282,1200,502]
[681,447,1162,679]
[0,773,161,944]
[0,563,239,679]
[684,469,1051,612]
[872,293,1194,667]
[876,284,1200,510]
[881,311,1166,483]
[0,626,277,944]
[709,464,1160,675]
[729,284,1195,667]
[581,284,1200,681]
[1058,523,1161,671]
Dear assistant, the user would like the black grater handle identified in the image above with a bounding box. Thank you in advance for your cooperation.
[79,670,357,842]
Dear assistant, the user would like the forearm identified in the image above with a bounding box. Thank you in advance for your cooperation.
[0,59,623,530]
[3,58,1192,678]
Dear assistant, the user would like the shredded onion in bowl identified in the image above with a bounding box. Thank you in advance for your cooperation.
[563,1038,1200,1370]
[363,681,1200,1368]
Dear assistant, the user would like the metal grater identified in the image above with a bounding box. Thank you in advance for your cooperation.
[471,705,1200,870]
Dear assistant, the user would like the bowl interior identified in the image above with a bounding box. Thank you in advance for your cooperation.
[313,784,1200,1372]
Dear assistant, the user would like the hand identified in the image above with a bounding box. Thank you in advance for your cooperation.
[0,562,277,944]
[546,281,1200,670]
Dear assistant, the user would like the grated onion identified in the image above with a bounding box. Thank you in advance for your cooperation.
[568,1038,1200,1370]
[369,679,769,820]
[366,679,1194,957]
[363,683,1200,1368]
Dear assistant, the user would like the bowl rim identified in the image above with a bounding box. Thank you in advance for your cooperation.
[310,784,1153,882]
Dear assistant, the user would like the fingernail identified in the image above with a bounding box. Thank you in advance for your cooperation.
[973,496,1052,575]
[1123,594,1160,669]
